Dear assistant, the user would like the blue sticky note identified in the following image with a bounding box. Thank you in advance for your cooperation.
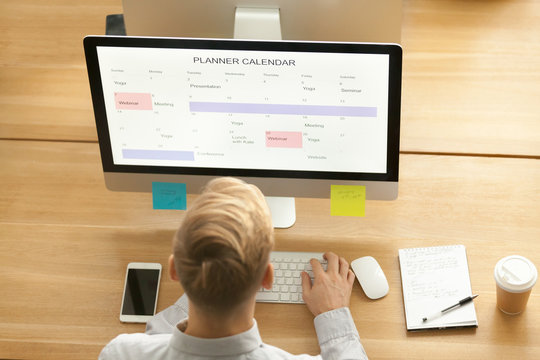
[152,182,187,210]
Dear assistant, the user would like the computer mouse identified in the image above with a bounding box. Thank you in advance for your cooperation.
[350,256,389,300]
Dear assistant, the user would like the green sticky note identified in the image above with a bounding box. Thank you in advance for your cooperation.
[330,185,365,217]
[152,182,187,210]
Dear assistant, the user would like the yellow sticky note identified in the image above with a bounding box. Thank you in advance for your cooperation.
[331,185,365,217]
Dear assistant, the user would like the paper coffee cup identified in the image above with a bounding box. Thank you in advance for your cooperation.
[494,255,537,315]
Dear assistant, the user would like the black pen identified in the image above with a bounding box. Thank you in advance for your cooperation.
[422,294,478,322]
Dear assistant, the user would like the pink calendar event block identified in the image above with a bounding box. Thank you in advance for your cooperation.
[265,131,303,148]
[115,92,153,110]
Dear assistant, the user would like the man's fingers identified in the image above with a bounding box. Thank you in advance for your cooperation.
[347,269,356,286]
[339,257,349,277]
[324,252,339,274]
[310,258,325,278]
[301,271,312,297]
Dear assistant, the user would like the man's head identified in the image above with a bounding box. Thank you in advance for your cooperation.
[170,177,274,313]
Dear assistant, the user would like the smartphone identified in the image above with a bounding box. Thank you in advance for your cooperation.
[119,262,162,323]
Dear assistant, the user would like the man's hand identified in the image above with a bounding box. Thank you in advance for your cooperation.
[301,252,356,316]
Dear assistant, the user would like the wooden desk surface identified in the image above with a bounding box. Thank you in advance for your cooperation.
[1,0,539,156]
[1,140,539,359]
[400,0,540,157]
[1,0,540,358]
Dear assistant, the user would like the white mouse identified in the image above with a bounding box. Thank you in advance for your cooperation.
[350,256,389,300]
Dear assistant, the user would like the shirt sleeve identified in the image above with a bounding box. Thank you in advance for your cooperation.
[98,335,127,360]
[313,307,368,360]
[145,293,190,334]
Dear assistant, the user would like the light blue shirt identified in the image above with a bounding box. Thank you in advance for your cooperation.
[99,295,368,359]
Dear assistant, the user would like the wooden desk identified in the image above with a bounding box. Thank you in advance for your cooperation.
[1,0,539,156]
[1,0,539,358]
[401,0,540,157]
[1,140,539,359]
[0,0,121,143]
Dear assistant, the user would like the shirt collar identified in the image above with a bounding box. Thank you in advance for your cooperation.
[169,319,263,356]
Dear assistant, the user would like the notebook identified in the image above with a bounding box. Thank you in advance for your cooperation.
[398,245,478,330]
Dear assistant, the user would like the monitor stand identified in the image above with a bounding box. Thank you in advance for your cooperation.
[265,196,296,229]
[234,8,295,229]
[233,7,282,40]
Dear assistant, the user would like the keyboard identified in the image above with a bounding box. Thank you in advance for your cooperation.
[256,251,327,304]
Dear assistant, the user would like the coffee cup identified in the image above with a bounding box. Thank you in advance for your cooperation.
[494,255,537,315]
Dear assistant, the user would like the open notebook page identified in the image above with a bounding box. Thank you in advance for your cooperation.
[398,245,478,330]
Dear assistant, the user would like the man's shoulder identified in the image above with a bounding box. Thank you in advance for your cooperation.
[99,333,172,360]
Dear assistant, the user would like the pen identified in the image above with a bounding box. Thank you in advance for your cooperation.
[422,294,478,323]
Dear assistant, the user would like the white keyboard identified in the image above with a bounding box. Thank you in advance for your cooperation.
[256,251,327,304]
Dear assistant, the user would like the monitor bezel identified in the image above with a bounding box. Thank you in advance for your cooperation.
[84,35,401,183]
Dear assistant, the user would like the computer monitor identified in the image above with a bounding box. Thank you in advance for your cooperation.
[84,36,402,227]
[122,0,402,43]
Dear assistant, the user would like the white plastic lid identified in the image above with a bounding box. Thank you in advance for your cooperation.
[494,255,537,293]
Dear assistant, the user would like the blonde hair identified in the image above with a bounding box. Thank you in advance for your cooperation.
[173,177,274,312]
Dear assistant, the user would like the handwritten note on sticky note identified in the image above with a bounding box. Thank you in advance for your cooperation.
[152,182,187,210]
[330,185,365,217]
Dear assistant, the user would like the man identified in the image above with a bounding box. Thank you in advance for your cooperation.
[100,177,368,359]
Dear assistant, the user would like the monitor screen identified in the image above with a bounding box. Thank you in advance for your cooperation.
[84,36,401,200]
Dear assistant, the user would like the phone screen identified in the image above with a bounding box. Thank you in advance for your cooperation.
[121,268,160,316]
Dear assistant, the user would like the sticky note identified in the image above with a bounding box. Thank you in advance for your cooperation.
[152,182,187,210]
[330,185,365,217]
